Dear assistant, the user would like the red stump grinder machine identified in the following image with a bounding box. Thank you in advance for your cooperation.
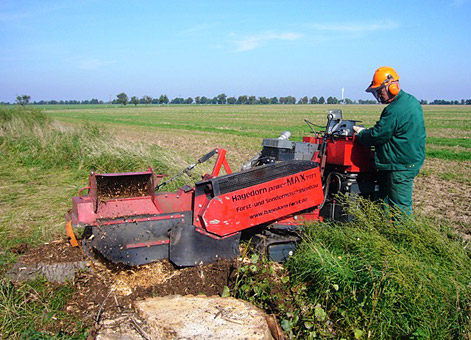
[65,110,378,266]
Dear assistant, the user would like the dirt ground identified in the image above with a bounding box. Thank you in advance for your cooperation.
[13,240,86,264]
[10,240,236,335]
[414,159,471,239]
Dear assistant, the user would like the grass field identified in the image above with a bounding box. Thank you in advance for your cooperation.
[1,104,471,339]
[43,104,471,162]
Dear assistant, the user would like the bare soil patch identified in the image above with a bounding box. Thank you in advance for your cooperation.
[414,158,471,239]
[9,240,236,335]
[15,239,86,265]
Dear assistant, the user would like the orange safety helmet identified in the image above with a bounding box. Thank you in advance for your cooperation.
[366,66,400,94]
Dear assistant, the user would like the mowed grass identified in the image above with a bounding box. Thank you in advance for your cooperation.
[44,103,471,146]
[44,103,471,180]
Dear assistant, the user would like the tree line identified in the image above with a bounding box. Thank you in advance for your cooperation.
[5,93,471,106]
[114,92,365,106]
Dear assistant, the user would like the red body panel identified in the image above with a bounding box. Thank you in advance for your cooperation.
[153,191,193,213]
[303,136,374,172]
[197,167,323,237]
[71,196,95,225]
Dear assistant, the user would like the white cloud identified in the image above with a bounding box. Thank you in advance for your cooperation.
[309,20,399,34]
[234,32,302,52]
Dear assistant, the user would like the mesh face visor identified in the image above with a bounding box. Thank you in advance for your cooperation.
[366,75,395,103]
[366,81,385,102]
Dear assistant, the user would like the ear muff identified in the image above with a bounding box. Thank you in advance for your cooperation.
[388,82,400,96]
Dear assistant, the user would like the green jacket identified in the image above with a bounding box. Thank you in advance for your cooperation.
[356,90,426,171]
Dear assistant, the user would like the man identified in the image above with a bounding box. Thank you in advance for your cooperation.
[353,66,426,216]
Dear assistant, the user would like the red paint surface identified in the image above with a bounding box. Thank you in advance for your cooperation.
[303,136,374,172]
[96,196,160,219]
[199,167,324,237]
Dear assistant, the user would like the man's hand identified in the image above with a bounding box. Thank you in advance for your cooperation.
[353,126,365,134]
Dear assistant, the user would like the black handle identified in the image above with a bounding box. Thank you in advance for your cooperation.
[197,149,217,164]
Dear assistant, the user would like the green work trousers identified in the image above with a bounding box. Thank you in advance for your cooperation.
[377,168,420,217]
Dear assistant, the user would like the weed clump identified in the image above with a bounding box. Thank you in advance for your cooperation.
[0,107,172,175]
[287,198,471,339]
[230,198,471,339]
[0,277,86,338]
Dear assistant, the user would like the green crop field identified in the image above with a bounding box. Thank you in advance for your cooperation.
[1,104,471,339]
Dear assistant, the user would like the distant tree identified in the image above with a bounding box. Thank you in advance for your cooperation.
[90,98,100,104]
[237,95,248,105]
[431,99,448,105]
[227,97,236,104]
[217,93,227,105]
[211,97,218,104]
[319,96,325,104]
[270,97,279,104]
[259,96,269,105]
[170,97,185,104]
[248,96,257,105]
[159,95,169,104]
[142,95,153,106]
[200,96,209,104]
[195,96,201,104]
[130,96,139,106]
[344,98,354,104]
[16,95,31,107]
[116,92,128,106]
[310,96,318,104]
[299,96,308,104]
[185,97,193,104]
[327,96,339,104]
[466,99,471,105]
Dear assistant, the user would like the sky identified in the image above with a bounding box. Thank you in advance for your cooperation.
[1,0,470,102]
